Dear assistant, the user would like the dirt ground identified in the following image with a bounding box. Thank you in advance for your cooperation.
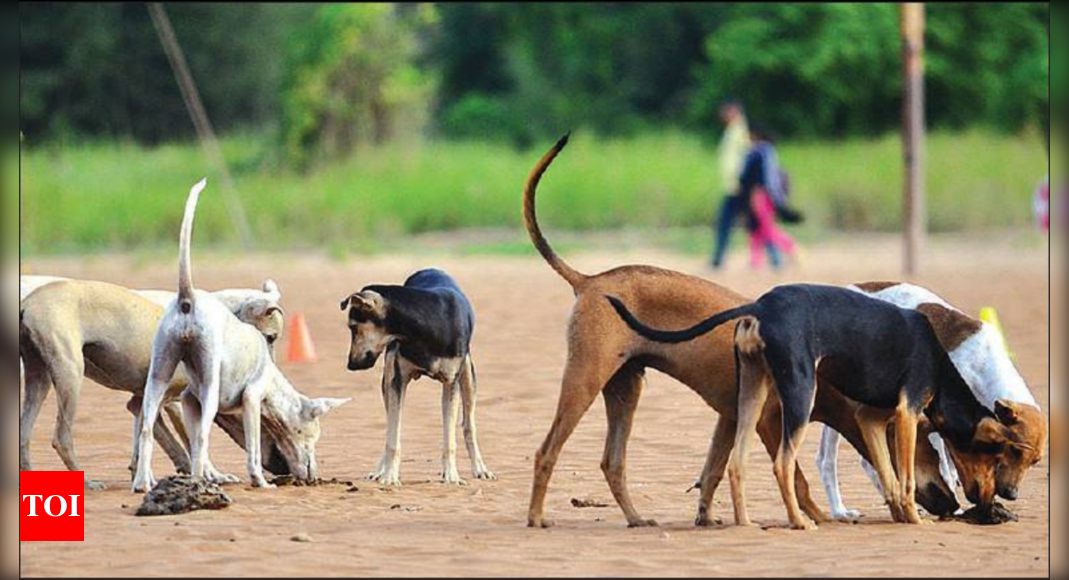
[15,233,1053,577]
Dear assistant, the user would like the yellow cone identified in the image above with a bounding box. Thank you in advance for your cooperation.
[979,306,1013,358]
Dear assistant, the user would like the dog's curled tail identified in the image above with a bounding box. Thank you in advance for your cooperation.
[606,295,758,344]
[523,132,587,290]
[177,178,208,313]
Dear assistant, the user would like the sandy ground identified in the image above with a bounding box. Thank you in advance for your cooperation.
[14,233,1052,577]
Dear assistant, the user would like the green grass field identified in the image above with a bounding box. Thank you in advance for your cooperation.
[18,130,1051,255]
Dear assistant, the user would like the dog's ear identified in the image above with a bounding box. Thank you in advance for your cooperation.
[242,299,284,320]
[340,293,358,311]
[264,304,284,319]
[262,279,281,302]
[340,291,386,317]
[303,397,351,421]
[975,416,1011,447]
[995,400,1020,426]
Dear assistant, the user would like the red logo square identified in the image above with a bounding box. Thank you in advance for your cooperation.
[20,471,85,542]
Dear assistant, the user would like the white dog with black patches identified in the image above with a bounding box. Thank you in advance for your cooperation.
[819,282,1046,519]
[132,179,349,492]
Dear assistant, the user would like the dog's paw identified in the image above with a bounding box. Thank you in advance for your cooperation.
[441,471,467,486]
[790,519,819,531]
[527,517,555,529]
[205,470,241,486]
[831,509,862,522]
[368,470,402,487]
[695,514,723,527]
[627,518,659,528]
[472,466,497,481]
[85,480,107,491]
[131,475,156,494]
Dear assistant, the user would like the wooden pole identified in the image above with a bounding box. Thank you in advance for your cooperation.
[147,2,254,249]
[901,3,926,276]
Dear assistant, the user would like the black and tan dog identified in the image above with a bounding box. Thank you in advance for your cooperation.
[341,269,494,486]
[522,134,959,529]
[609,284,1016,530]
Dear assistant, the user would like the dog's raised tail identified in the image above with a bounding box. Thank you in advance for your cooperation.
[606,295,758,344]
[523,132,587,290]
[177,178,208,312]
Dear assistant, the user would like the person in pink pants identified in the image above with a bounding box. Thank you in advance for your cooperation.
[749,185,798,269]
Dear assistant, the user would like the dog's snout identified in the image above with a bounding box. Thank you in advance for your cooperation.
[347,353,377,371]
[999,486,1019,501]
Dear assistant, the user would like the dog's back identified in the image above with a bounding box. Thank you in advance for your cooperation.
[754,284,940,409]
[399,267,475,347]
[20,280,170,392]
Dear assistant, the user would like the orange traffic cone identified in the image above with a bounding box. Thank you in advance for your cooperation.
[286,313,318,364]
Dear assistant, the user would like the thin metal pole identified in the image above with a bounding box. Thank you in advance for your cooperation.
[901,3,926,276]
[147,2,254,249]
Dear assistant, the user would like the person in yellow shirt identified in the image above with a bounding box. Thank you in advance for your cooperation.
[710,100,753,268]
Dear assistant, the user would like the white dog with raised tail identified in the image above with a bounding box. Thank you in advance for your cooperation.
[132,179,349,492]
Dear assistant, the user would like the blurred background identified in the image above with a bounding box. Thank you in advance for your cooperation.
[8,4,1060,577]
[15,2,1055,257]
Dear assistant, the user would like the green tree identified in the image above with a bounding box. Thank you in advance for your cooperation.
[281,3,438,167]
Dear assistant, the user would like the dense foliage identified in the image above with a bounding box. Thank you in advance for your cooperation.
[20,2,1049,156]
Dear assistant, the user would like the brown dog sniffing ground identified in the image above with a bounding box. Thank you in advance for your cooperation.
[523,134,960,529]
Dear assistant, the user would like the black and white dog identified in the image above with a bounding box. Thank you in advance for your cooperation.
[609,284,1017,529]
[341,269,494,486]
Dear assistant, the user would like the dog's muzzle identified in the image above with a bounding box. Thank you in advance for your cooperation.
[347,356,376,371]
[997,485,1019,501]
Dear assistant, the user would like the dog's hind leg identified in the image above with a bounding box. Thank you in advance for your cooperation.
[163,397,231,483]
[441,378,464,485]
[126,397,192,477]
[755,404,831,524]
[729,347,771,527]
[695,416,735,527]
[770,359,819,531]
[856,406,904,523]
[19,355,51,473]
[528,343,623,528]
[601,366,655,528]
[190,357,222,481]
[459,355,495,481]
[132,344,181,493]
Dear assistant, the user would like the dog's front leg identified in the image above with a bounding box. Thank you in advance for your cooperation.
[893,404,926,524]
[855,407,905,522]
[369,351,407,486]
[191,362,222,481]
[242,390,274,488]
[730,351,771,528]
[459,355,495,481]
[441,379,464,485]
[19,358,51,473]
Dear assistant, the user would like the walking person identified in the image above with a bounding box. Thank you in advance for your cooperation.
[739,123,800,270]
[709,100,751,269]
